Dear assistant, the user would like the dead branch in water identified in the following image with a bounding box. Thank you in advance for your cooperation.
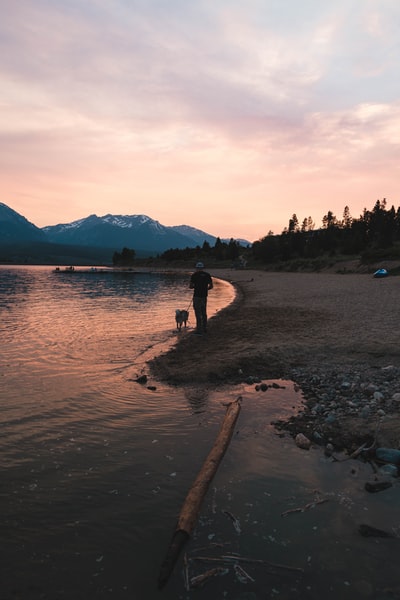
[281,490,329,517]
[157,397,242,589]
[191,553,304,573]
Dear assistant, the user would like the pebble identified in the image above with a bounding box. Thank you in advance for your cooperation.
[378,464,398,477]
[295,433,312,450]
[365,480,393,493]
[376,448,400,464]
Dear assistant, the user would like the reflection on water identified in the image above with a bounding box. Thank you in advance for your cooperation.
[0,266,398,599]
[0,268,34,308]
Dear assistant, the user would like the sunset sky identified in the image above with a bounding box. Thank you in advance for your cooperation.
[1,1,399,242]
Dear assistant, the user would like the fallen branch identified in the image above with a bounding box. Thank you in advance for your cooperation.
[281,491,328,518]
[222,509,241,533]
[234,563,255,583]
[191,553,304,573]
[190,567,227,588]
[183,553,190,591]
[331,441,368,462]
[157,397,242,589]
[333,419,382,462]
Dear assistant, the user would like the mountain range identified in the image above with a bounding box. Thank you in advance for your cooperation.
[0,202,249,262]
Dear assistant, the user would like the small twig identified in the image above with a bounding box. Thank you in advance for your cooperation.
[190,567,226,589]
[211,486,217,514]
[369,459,379,474]
[281,491,329,518]
[332,441,368,462]
[192,542,229,552]
[372,418,382,448]
[234,563,255,583]
[281,498,328,517]
[183,553,190,591]
[349,442,369,459]
[222,510,241,533]
[191,554,304,573]
[332,417,383,463]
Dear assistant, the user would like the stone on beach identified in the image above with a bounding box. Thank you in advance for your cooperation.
[375,448,400,465]
[295,433,312,450]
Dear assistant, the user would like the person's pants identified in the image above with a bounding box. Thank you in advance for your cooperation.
[193,296,208,332]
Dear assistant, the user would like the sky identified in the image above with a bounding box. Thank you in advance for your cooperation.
[0,0,399,242]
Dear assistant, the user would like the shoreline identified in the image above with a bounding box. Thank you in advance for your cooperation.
[148,268,400,453]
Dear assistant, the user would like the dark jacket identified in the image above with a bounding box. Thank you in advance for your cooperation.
[189,270,213,297]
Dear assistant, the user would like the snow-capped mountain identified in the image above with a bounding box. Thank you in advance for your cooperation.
[42,213,212,252]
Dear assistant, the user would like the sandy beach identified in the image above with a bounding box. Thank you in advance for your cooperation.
[149,268,400,452]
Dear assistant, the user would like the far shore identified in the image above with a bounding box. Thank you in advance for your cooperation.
[149,268,400,452]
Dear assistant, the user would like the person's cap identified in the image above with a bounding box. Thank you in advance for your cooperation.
[195,262,204,269]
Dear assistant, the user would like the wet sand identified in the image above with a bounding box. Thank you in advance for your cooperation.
[149,268,400,450]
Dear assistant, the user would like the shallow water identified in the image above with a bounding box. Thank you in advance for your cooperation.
[0,266,398,599]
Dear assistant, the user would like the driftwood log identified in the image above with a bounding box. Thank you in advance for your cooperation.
[157,397,242,589]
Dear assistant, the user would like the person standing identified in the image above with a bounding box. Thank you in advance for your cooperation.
[189,262,213,335]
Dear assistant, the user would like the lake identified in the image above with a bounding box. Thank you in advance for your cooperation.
[0,266,398,599]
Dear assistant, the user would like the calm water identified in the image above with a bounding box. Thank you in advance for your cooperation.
[1,266,398,600]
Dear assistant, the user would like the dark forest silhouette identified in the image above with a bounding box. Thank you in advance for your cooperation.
[153,198,400,267]
[252,198,400,264]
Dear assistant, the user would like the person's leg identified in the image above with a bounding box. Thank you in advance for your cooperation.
[193,297,203,332]
[201,298,208,332]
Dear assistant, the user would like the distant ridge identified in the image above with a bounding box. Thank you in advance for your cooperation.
[0,203,250,260]
[0,202,46,242]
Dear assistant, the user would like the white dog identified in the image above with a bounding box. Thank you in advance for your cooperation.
[175,309,189,330]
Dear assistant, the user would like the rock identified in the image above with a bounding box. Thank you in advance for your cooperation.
[324,442,334,457]
[312,431,323,442]
[147,385,157,391]
[247,376,261,384]
[376,447,400,464]
[325,413,336,424]
[358,523,393,538]
[365,480,393,493]
[135,375,148,384]
[260,383,268,392]
[295,433,312,450]
[378,464,398,477]
[363,383,378,396]
[391,392,400,403]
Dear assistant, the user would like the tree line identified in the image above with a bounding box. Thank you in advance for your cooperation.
[252,198,400,263]
[160,237,244,263]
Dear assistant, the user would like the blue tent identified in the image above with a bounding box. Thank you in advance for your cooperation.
[373,268,388,278]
